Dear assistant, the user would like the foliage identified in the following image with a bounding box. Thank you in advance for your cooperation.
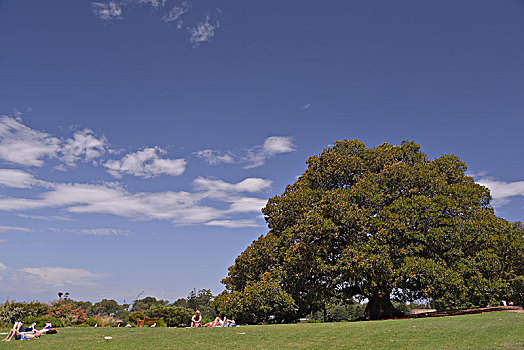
[126,311,145,327]
[86,317,102,327]
[92,298,129,321]
[221,140,524,320]
[131,296,169,312]
[68,300,94,317]
[214,274,296,324]
[146,305,192,327]
[22,316,64,328]
[46,300,87,325]
[177,289,216,320]
[173,298,189,308]
[0,301,49,326]
[311,302,366,322]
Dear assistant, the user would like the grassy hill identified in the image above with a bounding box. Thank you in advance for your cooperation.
[1,311,522,349]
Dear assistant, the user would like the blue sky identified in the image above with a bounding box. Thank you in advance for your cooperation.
[0,0,523,303]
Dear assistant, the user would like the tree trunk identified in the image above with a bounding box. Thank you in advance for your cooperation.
[361,291,405,320]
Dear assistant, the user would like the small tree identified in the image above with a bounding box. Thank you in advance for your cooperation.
[214,274,296,324]
[47,301,87,325]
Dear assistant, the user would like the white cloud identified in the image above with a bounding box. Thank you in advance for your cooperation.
[193,177,272,194]
[0,169,48,188]
[188,15,220,47]
[0,176,269,226]
[194,149,234,165]
[163,2,190,24]
[60,129,107,166]
[302,104,311,109]
[227,197,268,213]
[21,267,100,287]
[52,227,130,236]
[136,0,167,8]
[92,1,123,21]
[104,147,186,178]
[205,220,260,228]
[476,177,524,208]
[0,117,107,169]
[0,263,102,295]
[18,214,72,221]
[0,116,60,167]
[196,136,296,168]
[243,136,296,168]
[0,226,33,233]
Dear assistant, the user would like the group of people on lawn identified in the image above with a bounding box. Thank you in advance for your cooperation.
[190,310,236,328]
[2,321,54,342]
[2,312,232,340]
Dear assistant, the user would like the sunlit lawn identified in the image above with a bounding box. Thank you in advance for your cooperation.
[1,311,522,349]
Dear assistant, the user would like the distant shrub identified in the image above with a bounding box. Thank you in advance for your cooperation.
[46,301,87,325]
[306,319,321,323]
[86,317,102,327]
[0,301,49,325]
[127,311,145,327]
[156,319,167,327]
[146,305,192,327]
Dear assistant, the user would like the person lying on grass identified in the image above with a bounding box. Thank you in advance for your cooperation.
[202,316,237,327]
[1,323,42,342]
[203,316,226,327]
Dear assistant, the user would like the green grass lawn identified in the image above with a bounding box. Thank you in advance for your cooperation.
[1,311,522,349]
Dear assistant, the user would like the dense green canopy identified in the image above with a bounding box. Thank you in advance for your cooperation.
[216,140,524,321]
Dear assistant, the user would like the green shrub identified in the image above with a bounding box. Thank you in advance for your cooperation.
[127,311,145,327]
[156,319,167,327]
[0,301,49,325]
[22,316,64,328]
[146,305,192,327]
[86,317,102,327]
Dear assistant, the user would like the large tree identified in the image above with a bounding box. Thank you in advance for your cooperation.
[219,140,524,320]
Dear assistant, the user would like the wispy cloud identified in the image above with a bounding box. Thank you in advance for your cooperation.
[194,150,234,165]
[17,214,72,222]
[92,1,123,21]
[51,227,130,236]
[0,116,60,167]
[476,177,524,208]
[162,1,190,28]
[0,116,108,169]
[91,1,221,47]
[0,262,102,294]
[193,177,272,194]
[0,176,269,227]
[0,169,48,188]
[243,136,296,168]
[0,226,33,233]
[196,136,296,168]
[136,0,167,8]
[188,15,220,47]
[302,104,311,109]
[60,129,107,166]
[104,147,186,178]
[205,220,260,228]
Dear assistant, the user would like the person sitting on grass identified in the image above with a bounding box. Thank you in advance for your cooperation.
[191,310,202,327]
[1,323,42,342]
